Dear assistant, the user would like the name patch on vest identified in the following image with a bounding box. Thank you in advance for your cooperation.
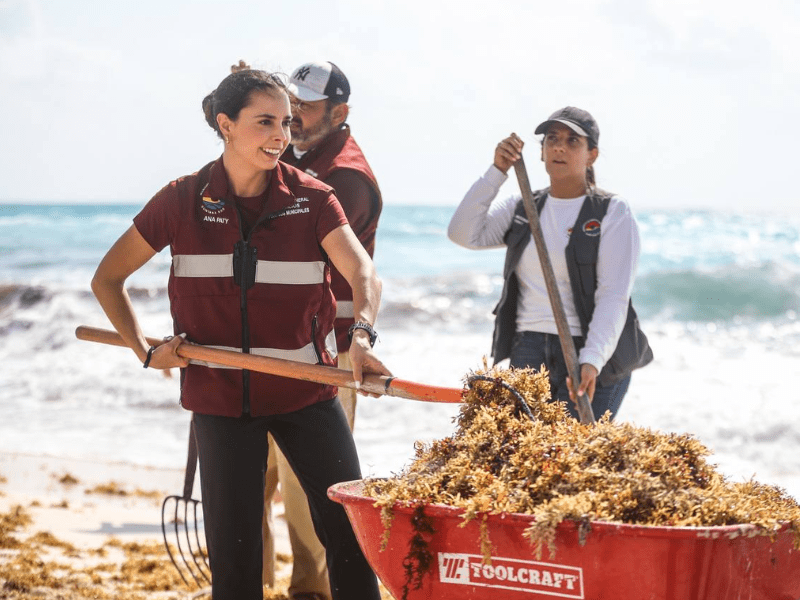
[201,196,230,224]
[582,219,601,237]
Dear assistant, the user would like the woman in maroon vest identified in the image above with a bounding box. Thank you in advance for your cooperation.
[91,69,387,600]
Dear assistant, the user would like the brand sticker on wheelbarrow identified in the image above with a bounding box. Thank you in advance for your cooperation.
[438,552,584,598]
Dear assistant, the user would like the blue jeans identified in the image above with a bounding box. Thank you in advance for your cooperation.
[509,331,630,421]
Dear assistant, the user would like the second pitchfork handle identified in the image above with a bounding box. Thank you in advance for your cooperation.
[182,420,199,500]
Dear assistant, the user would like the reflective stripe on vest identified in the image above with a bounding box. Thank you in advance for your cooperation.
[188,328,338,369]
[335,300,354,319]
[174,254,233,277]
[173,254,326,285]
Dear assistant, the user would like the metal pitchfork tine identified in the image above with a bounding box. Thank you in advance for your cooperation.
[161,420,211,588]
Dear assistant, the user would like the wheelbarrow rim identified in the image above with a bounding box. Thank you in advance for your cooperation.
[328,479,793,539]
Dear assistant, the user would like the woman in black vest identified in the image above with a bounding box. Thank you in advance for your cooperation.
[448,107,651,421]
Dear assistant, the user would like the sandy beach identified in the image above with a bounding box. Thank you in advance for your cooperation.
[0,451,297,599]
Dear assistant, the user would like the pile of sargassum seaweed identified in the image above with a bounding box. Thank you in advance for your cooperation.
[364,365,800,558]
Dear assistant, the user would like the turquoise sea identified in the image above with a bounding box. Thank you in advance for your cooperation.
[1,203,799,497]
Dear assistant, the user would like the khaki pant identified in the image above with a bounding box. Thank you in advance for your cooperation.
[262,353,357,598]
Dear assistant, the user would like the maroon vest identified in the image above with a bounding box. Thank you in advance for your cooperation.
[284,127,382,350]
[159,159,340,417]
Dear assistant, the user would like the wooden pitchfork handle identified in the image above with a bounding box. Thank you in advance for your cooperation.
[75,325,464,404]
[513,157,596,425]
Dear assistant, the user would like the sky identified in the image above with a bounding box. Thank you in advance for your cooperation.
[1,0,798,211]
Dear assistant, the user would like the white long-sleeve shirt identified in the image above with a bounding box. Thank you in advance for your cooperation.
[447,165,641,373]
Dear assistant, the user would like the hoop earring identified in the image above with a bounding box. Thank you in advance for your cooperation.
[225,136,230,144]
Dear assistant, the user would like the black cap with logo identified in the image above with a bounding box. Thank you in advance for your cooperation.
[535,107,599,145]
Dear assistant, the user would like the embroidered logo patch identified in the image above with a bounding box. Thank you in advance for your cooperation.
[582,219,601,237]
[201,197,226,213]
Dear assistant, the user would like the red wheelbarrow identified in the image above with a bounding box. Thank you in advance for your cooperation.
[329,479,800,600]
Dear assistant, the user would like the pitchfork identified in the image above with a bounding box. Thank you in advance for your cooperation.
[161,420,211,588]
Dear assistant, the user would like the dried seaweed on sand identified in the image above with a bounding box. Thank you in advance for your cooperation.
[365,364,800,561]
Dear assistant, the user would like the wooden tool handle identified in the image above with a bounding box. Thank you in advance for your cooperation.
[75,325,464,404]
[513,157,596,425]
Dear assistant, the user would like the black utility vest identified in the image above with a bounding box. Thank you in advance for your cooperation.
[491,189,653,386]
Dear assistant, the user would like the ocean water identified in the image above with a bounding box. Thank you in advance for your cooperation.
[1,203,800,499]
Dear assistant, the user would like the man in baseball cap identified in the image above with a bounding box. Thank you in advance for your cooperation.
[263,60,383,600]
[284,61,353,153]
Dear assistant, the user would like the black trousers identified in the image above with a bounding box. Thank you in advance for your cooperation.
[192,397,380,600]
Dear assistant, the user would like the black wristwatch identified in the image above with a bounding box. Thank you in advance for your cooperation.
[348,321,378,347]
